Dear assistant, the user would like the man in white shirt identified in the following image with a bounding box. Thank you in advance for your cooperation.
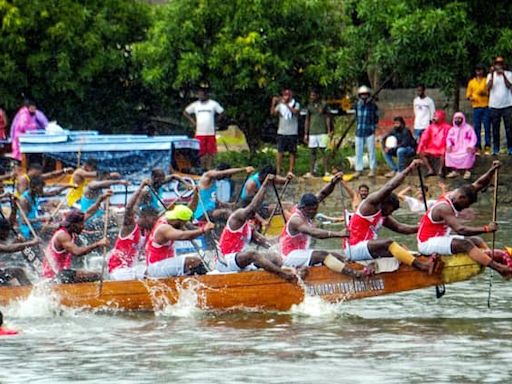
[487,56,512,155]
[413,84,435,139]
[183,84,224,169]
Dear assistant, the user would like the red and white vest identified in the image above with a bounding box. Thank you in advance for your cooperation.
[219,219,253,255]
[42,228,74,278]
[145,217,175,265]
[344,207,384,248]
[417,194,459,243]
[279,208,313,257]
[108,224,143,273]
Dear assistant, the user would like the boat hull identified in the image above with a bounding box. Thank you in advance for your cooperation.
[0,254,484,312]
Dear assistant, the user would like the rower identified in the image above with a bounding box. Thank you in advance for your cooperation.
[145,205,215,278]
[193,164,254,222]
[108,179,159,281]
[344,159,433,272]
[42,199,110,283]
[15,163,74,198]
[18,176,75,239]
[67,158,121,208]
[218,174,297,282]
[138,168,192,212]
[340,181,370,212]
[417,160,512,278]
[0,216,40,286]
[279,172,363,278]
[80,172,128,223]
[240,165,294,205]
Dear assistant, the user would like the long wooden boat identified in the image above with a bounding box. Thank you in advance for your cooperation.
[0,254,483,312]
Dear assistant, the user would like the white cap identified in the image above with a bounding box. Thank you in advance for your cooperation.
[357,85,371,95]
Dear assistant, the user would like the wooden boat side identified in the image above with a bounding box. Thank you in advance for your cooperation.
[0,254,484,312]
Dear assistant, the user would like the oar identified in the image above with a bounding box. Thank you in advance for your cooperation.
[41,195,68,232]
[339,183,353,261]
[271,180,287,224]
[261,177,291,237]
[234,173,251,205]
[98,199,110,295]
[196,190,227,266]
[14,199,46,265]
[487,168,499,308]
[124,184,128,207]
[417,167,428,212]
[0,204,39,273]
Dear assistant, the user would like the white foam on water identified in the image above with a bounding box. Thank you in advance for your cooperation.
[289,294,345,318]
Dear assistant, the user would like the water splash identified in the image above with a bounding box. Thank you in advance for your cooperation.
[289,294,346,318]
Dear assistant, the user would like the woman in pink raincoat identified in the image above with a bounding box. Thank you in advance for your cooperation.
[10,100,48,161]
[445,112,477,180]
[417,110,451,177]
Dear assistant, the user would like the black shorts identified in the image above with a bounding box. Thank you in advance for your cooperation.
[277,135,298,154]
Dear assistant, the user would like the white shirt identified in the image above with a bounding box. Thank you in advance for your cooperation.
[185,99,224,136]
[413,96,435,130]
[403,196,436,213]
[487,71,512,109]
[275,99,300,135]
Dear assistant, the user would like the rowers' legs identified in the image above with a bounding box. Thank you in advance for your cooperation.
[368,239,432,273]
[418,153,434,174]
[237,251,296,282]
[310,250,362,278]
[4,268,31,286]
[452,238,511,278]
[468,236,489,250]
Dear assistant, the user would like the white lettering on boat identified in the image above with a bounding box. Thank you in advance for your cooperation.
[305,278,385,296]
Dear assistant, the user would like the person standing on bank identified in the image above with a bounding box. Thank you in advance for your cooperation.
[382,116,417,178]
[487,56,512,155]
[466,64,491,154]
[303,88,332,178]
[183,83,224,169]
[413,84,436,139]
[354,86,379,178]
[271,89,300,175]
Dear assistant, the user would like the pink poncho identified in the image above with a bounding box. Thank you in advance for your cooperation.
[445,112,477,170]
[417,110,451,157]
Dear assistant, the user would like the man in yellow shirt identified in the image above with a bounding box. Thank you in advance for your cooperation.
[466,64,490,154]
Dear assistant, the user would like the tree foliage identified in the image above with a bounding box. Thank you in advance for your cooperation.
[0,0,151,132]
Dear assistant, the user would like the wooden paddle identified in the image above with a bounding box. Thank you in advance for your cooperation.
[14,200,46,267]
[234,173,251,205]
[339,183,353,261]
[417,167,429,212]
[261,177,291,237]
[196,190,226,266]
[41,195,68,232]
[98,199,110,295]
[487,168,499,308]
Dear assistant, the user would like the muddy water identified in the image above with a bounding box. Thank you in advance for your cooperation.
[1,179,511,384]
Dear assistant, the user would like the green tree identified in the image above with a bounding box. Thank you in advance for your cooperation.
[0,0,151,132]
[135,0,346,150]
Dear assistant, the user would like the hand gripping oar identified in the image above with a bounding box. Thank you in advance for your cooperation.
[98,199,110,295]
[488,168,499,308]
[0,205,39,273]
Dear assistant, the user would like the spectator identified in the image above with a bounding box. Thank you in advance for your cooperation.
[304,88,331,177]
[0,107,7,141]
[466,64,491,154]
[417,110,451,177]
[183,82,224,170]
[381,116,417,177]
[10,99,49,161]
[487,56,512,155]
[271,89,300,175]
[413,84,435,139]
[354,85,379,178]
[445,112,477,180]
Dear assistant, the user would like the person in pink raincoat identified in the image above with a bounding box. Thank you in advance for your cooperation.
[445,112,477,180]
[10,99,49,161]
[417,110,451,177]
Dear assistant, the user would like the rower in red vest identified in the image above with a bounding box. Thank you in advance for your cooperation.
[0,311,18,336]
[108,179,159,280]
[417,160,512,278]
[218,174,297,282]
[145,204,214,278]
[343,160,433,273]
[279,172,363,278]
[42,191,111,283]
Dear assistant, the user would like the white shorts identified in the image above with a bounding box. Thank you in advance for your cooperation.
[418,236,464,256]
[308,134,329,149]
[344,241,372,261]
[146,256,187,278]
[216,253,258,273]
[109,265,146,281]
[282,249,314,267]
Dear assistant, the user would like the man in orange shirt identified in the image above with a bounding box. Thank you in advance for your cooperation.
[466,64,490,154]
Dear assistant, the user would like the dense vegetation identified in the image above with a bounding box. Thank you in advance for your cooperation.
[1,0,511,149]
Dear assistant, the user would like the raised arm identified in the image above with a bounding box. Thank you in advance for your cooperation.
[383,216,418,235]
[397,186,412,201]
[472,160,501,193]
[41,167,74,181]
[87,179,129,191]
[43,184,75,197]
[84,190,112,222]
[187,187,199,213]
[210,166,254,181]
[316,172,343,204]
[123,180,150,229]
[367,159,422,205]
[236,175,272,223]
